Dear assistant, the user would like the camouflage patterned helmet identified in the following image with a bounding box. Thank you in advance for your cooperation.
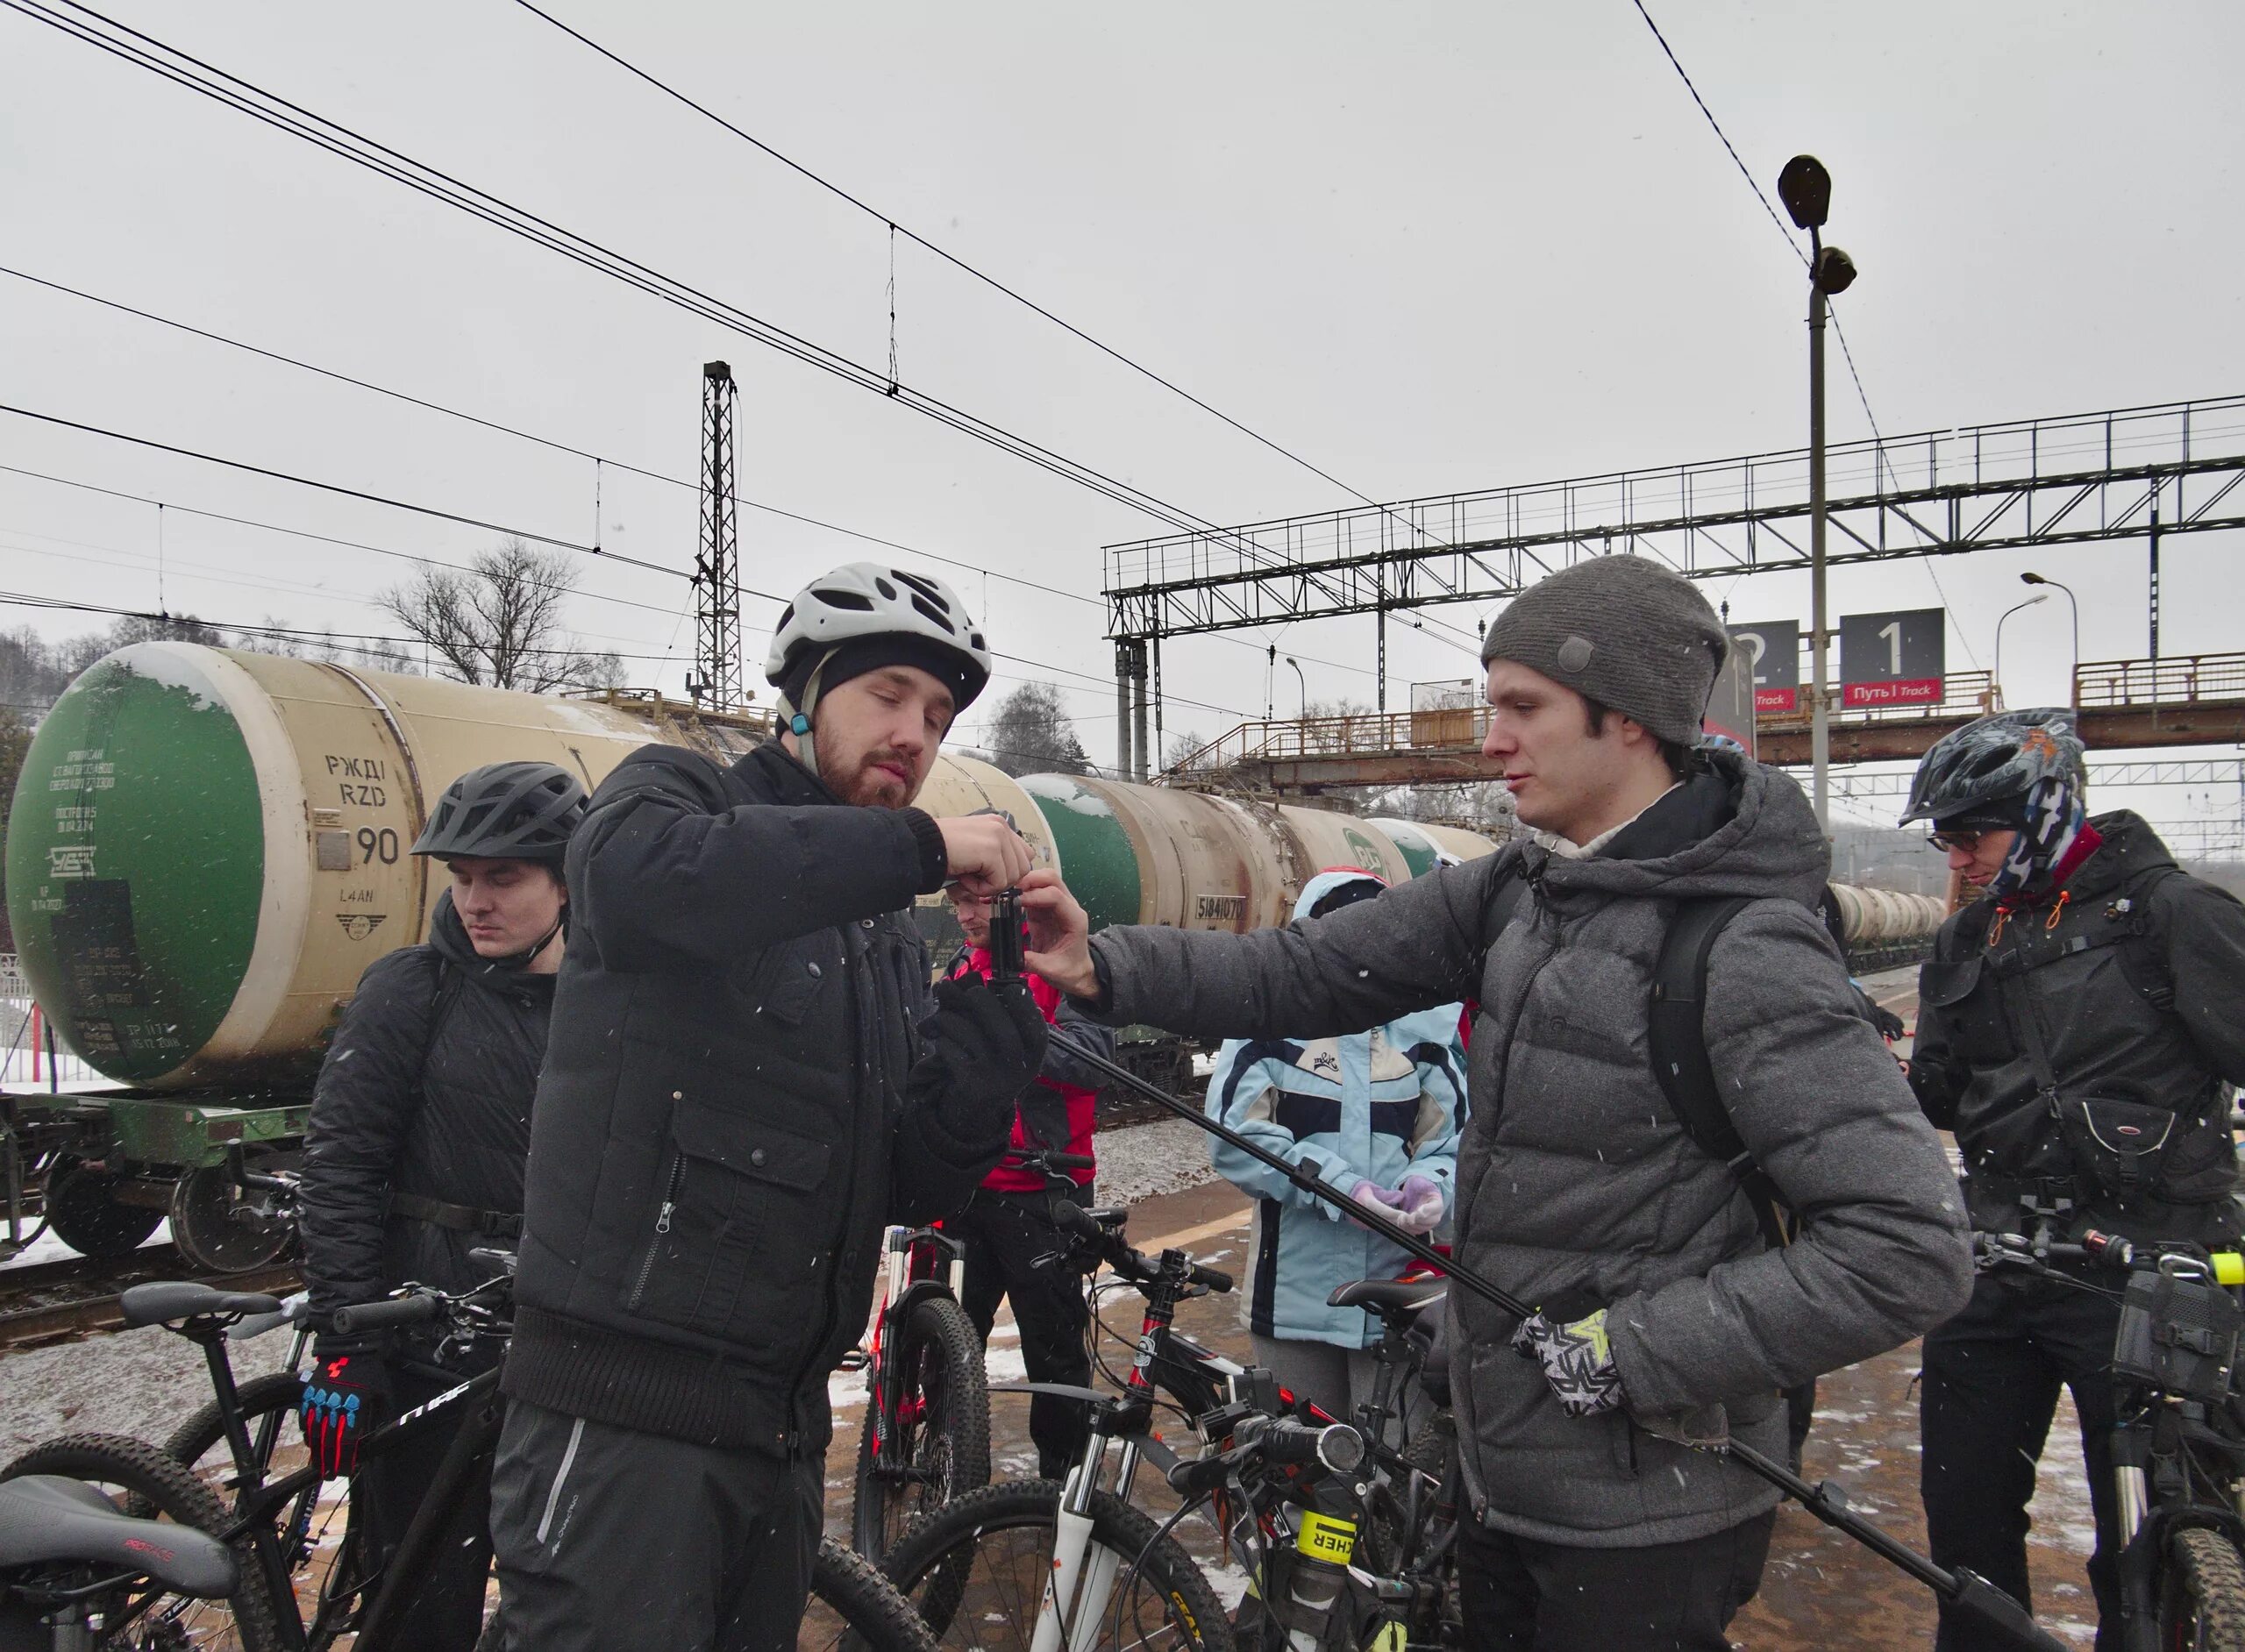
[1899,708,2085,828]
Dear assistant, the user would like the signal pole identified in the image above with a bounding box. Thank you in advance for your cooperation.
[690,361,743,709]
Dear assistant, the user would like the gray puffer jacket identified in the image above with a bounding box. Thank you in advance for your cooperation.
[1087,752,1971,1548]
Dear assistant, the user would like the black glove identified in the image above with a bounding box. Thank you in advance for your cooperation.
[911,973,1050,1148]
[299,1331,391,1478]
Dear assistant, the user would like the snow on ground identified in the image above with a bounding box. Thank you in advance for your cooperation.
[0,1316,300,1464]
[2,1221,173,1271]
[1094,1117,1222,1207]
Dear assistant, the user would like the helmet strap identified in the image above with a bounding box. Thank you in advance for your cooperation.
[784,655,832,782]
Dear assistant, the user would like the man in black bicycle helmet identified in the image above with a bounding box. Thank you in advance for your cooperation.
[298,758,586,1651]
[1904,709,2245,1648]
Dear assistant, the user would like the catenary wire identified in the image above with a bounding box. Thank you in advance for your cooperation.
[1622,0,1980,666]
[3,0,1296,555]
[0,262,1379,684]
[509,0,1457,560]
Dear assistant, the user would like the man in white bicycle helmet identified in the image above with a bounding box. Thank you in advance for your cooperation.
[492,562,1046,1651]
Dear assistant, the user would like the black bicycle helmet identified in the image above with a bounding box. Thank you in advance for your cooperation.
[410,761,587,863]
[1899,707,2085,828]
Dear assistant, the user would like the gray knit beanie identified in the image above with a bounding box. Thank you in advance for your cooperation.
[1479,557,1729,745]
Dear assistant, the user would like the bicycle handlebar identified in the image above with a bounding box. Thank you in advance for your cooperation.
[1001,1149,1095,1171]
[331,1293,443,1335]
[1166,1415,1365,1498]
[1051,1198,1234,1293]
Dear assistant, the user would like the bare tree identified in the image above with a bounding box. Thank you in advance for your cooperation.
[380,539,622,693]
[982,681,1090,778]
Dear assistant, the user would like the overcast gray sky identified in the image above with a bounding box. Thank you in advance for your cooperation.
[4,2,2241,839]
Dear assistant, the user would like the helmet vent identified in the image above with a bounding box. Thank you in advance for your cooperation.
[910,594,957,633]
[894,571,946,608]
[813,587,876,612]
[874,577,897,601]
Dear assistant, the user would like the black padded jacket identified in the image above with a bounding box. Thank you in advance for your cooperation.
[1911,810,2245,1238]
[298,890,555,1335]
[501,740,1012,1458]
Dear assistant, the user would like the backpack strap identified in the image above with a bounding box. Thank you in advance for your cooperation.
[1486,855,1531,935]
[411,958,467,1093]
[1649,896,1794,1249]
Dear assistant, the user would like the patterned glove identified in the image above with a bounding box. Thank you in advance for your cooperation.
[1395,1174,1446,1236]
[299,1334,390,1478]
[1512,1307,1625,1419]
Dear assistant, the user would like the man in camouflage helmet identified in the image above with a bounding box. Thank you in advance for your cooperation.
[1905,708,2245,1649]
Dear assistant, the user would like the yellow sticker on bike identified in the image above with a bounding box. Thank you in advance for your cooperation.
[1295,1510,1358,1563]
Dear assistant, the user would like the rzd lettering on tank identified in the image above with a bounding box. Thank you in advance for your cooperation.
[325,753,388,808]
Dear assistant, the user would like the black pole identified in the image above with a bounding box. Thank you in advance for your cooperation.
[1047,1025,2069,1652]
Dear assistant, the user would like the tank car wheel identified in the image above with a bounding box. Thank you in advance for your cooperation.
[169,1164,296,1273]
[42,1156,165,1258]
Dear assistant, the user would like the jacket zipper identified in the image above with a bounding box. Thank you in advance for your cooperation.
[788,929,867,1446]
[625,1150,686,1310]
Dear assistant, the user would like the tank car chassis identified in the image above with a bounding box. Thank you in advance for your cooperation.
[1,1083,303,1273]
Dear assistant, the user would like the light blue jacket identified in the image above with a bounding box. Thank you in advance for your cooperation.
[1207,870,1468,1348]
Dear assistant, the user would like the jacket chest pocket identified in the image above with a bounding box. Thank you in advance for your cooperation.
[623,1099,833,1341]
[1920,957,2013,1065]
[737,936,838,1029]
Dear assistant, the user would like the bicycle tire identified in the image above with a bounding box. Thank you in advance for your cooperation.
[851,1294,991,1561]
[803,1537,943,1652]
[2,1430,285,1652]
[164,1370,354,1635]
[2162,1526,2245,1652]
[880,1478,1232,1652]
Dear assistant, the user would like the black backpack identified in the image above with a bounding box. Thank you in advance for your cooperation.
[1487,872,1847,1249]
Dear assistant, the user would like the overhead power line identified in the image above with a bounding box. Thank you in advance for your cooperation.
[510,0,1452,550]
[3,2,1414,685]
[1623,0,1978,665]
[3,0,1258,544]
[0,438,1247,718]
[1,267,1386,687]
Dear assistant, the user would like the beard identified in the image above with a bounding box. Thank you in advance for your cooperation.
[823,744,917,808]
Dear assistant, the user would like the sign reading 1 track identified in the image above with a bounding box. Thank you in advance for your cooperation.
[1839,608,1946,708]
[1725,621,1800,714]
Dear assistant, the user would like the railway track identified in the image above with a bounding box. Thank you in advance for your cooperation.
[0,1244,300,1351]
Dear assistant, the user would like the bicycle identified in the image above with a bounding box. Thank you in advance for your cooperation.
[0,1432,266,1650]
[1977,1228,2245,1651]
[39,1269,941,1652]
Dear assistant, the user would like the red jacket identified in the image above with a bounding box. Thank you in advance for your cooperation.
[948,947,1099,1194]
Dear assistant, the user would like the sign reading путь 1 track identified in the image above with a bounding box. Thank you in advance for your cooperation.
[1839,608,1946,708]
[1726,621,1801,713]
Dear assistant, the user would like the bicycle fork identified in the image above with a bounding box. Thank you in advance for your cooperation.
[1034,1428,1143,1652]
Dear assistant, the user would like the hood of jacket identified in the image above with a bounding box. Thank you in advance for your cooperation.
[1294,867,1387,922]
[1522,750,1827,907]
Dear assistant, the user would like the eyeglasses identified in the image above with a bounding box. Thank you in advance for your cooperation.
[1928,829,1998,853]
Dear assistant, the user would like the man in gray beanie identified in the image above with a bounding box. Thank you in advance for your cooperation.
[1020,554,1971,1650]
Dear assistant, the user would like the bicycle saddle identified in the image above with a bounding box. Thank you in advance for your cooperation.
[0,1476,239,1599]
[1327,1278,1447,1320]
[118,1282,282,1328]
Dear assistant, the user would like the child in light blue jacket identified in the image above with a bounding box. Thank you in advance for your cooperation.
[1206,867,1468,1430]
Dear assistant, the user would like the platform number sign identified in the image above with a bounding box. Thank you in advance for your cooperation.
[1839,608,1946,708]
[1725,621,1800,714]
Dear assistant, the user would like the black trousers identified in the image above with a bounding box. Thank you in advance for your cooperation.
[1921,1271,2124,1652]
[354,1363,494,1651]
[489,1396,820,1652]
[1455,1509,1775,1651]
[953,1188,1094,1478]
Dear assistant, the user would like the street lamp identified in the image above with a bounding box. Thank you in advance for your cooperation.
[1993,592,2049,703]
[2020,572,2080,696]
[1778,153,1859,837]
[1285,657,1308,720]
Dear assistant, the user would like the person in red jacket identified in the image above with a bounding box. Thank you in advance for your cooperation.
[946,886,1115,1478]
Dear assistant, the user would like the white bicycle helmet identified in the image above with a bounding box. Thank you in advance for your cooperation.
[765,564,992,774]
[766,565,990,699]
